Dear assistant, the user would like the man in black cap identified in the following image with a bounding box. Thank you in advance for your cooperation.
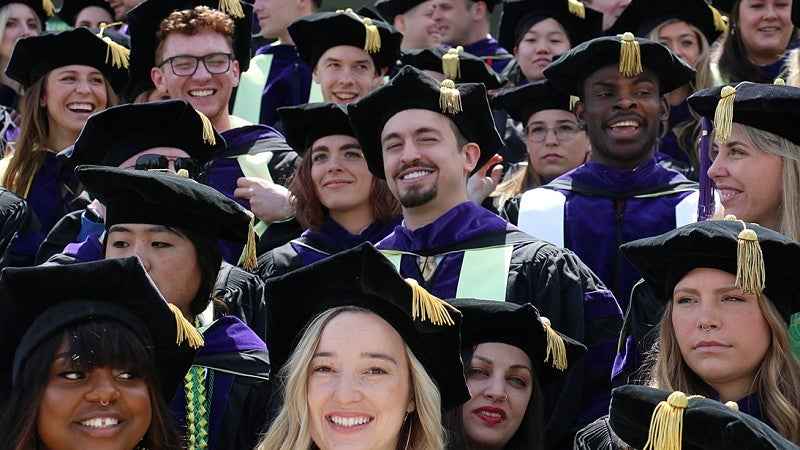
[348,65,623,448]
[432,0,512,73]
[518,34,702,315]
[287,9,402,106]
[142,2,302,253]
[229,0,319,127]
[375,0,442,51]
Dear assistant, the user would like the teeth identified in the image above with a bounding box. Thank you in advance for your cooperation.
[67,103,93,112]
[610,120,639,128]
[330,416,370,427]
[335,93,356,100]
[80,417,119,428]
[189,89,214,98]
[403,170,430,180]
[481,411,502,418]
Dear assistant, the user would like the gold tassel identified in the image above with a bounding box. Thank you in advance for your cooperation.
[42,0,55,17]
[218,0,244,18]
[168,303,205,349]
[725,401,739,411]
[442,46,463,81]
[618,32,642,77]
[96,24,130,69]
[774,78,786,85]
[714,85,736,142]
[439,79,462,115]
[567,0,585,18]
[176,169,190,178]
[362,18,381,53]
[709,5,727,33]
[242,212,258,271]
[197,110,217,146]
[405,278,456,326]
[541,317,568,371]
[569,95,580,111]
[643,392,701,450]
[735,221,765,296]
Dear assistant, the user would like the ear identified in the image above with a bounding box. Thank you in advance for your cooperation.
[470,0,487,21]
[573,100,586,125]
[512,45,519,60]
[311,67,319,84]
[230,59,240,88]
[394,13,407,32]
[151,67,168,94]
[406,396,416,414]
[462,142,481,173]
[659,96,669,121]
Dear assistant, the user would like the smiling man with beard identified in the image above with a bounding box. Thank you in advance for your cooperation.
[348,65,624,448]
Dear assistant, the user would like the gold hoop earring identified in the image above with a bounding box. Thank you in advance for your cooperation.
[403,411,413,450]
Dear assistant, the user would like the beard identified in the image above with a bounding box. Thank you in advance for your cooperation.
[398,184,438,208]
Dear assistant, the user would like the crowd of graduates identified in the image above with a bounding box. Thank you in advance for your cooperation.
[0,0,800,448]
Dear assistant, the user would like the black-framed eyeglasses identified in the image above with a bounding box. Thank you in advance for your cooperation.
[124,154,201,178]
[158,53,232,77]
[524,122,580,143]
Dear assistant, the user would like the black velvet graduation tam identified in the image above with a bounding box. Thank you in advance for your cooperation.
[288,9,403,72]
[498,0,603,53]
[75,165,252,245]
[5,27,130,91]
[604,0,727,45]
[0,0,54,28]
[620,218,800,324]
[688,82,800,146]
[123,0,253,101]
[264,242,471,410]
[400,47,508,90]
[63,99,224,169]
[374,0,429,20]
[543,34,695,97]
[278,102,355,156]
[347,65,504,179]
[0,257,199,402]
[491,79,572,125]
[447,299,586,381]
[609,385,800,450]
[58,0,115,26]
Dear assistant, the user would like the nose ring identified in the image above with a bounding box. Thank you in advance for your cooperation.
[701,325,711,332]
[500,392,508,401]
[100,400,109,406]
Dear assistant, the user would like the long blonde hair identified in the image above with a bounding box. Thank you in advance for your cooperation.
[649,293,800,443]
[257,306,447,450]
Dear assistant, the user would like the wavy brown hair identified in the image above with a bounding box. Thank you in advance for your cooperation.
[287,147,400,231]
[155,6,234,64]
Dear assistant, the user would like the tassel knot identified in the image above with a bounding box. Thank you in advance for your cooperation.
[406,278,456,326]
[644,391,702,450]
[442,46,463,81]
[168,303,204,349]
[439,79,462,114]
[725,401,739,411]
[714,85,737,142]
[774,78,786,85]
[618,32,642,77]
[541,317,568,371]
[567,0,585,18]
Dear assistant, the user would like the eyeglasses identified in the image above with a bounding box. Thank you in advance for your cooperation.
[124,154,201,178]
[524,122,581,143]
[158,53,232,77]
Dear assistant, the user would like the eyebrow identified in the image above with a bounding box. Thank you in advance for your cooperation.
[108,225,175,234]
[673,285,741,296]
[311,351,398,365]
[382,127,442,145]
[311,143,362,154]
[473,354,533,374]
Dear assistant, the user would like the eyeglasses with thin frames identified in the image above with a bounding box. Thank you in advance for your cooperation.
[524,122,581,143]
[158,53,233,77]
